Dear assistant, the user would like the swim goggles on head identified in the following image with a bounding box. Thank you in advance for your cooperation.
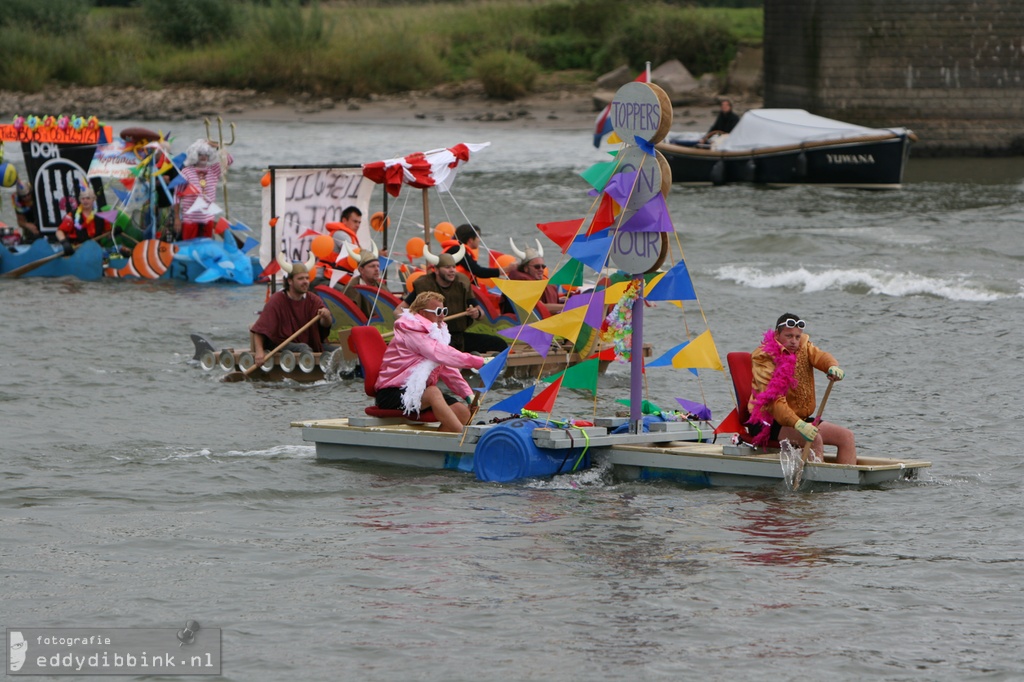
[777,319,806,329]
[427,306,449,317]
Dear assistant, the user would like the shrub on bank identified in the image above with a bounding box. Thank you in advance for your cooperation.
[473,51,540,100]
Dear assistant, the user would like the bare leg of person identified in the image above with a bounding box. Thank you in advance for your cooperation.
[779,425,823,461]
[421,385,464,433]
[818,421,857,465]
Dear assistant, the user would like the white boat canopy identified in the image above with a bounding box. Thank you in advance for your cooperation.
[717,109,908,152]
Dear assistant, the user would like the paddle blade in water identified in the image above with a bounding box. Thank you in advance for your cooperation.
[779,439,803,489]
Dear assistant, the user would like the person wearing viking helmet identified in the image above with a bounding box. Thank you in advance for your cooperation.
[249,253,334,366]
[341,241,384,319]
[508,238,561,312]
[404,243,505,354]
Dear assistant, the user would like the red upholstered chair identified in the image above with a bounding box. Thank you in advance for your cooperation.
[347,326,437,422]
[726,351,779,448]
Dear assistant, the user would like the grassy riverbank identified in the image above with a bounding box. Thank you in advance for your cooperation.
[1,0,762,99]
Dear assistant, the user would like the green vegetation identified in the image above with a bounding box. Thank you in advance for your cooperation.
[0,0,762,97]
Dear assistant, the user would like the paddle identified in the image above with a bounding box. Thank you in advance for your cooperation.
[792,379,835,489]
[1,233,106,279]
[222,315,323,382]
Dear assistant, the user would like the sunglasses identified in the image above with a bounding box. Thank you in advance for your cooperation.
[530,264,546,270]
[427,306,448,317]
[777,319,806,329]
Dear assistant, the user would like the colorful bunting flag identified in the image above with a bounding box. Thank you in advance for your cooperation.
[548,258,584,287]
[524,376,564,413]
[498,325,553,357]
[618,193,673,233]
[714,408,744,435]
[491,278,550,315]
[580,158,619,192]
[562,290,605,329]
[541,358,600,395]
[646,259,697,301]
[478,348,509,392]
[567,230,613,273]
[488,385,536,414]
[536,219,584,252]
[528,306,588,344]
[671,330,724,371]
[676,398,712,421]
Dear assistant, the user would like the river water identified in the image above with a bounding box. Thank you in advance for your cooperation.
[2,118,1023,681]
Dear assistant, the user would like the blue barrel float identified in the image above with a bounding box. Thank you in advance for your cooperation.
[473,419,591,483]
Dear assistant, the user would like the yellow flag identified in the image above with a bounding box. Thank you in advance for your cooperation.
[491,279,549,314]
[671,330,724,371]
[529,306,589,343]
[607,131,622,145]
[603,274,665,305]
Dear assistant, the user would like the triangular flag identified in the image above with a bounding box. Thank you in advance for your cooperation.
[548,258,584,287]
[528,306,588,344]
[258,260,282,279]
[648,341,689,368]
[536,219,584,252]
[524,376,563,413]
[588,193,617,234]
[541,358,600,395]
[498,325,553,358]
[491,278,549,315]
[566,230,613,273]
[299,229,320,238]
[676,398,712,421]
[587,347,617,362]
[671,330,724,371]
[562,291,605,329]
[714,407,744,435]
[230,219,252,232]
[602,170,640,206]
[166,175,186,190]
[96,209,120,223]
[241,236,260,254]
[478,348,509,392]
[647,259,697,301]
[616,398,663,415]
[618,193,673,233]
[580,158,618,192]
[488,385,535,414]
[329,268,345,288]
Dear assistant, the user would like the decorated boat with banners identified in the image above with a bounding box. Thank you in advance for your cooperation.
[0,116,260,283]
[657,109,916,188]
[292,81,930,487]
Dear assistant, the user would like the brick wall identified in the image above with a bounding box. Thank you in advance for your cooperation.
[764,0,1024,155]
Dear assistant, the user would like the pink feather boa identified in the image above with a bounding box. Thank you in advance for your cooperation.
[747,329,798,446]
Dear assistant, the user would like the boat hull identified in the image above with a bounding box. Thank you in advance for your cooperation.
[0,239,104,280]
[294,417,930,488]
[657,135,913,189]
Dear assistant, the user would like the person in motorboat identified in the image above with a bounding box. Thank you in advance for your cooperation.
[507,239,561,314]
[700,99,740,146]
[250,253,334,367]
[56,186,110,245]
[747,312,856,464]
[375,291,487,433]
[341,242,384,319]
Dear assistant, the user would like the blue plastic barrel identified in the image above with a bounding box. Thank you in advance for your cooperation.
[473,419,590,483]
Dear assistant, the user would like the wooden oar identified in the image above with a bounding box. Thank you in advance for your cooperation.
[380,309,473,340]
[1,233,106,279]
[793,380,835,489]
[223,316,322,382]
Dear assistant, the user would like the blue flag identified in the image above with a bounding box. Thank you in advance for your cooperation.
[478,348,509,392]
[488,384,536,414]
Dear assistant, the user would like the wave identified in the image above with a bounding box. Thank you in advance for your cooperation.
[714,265,1021,302]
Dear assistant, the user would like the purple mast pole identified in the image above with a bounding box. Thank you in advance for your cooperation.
[630,276,644,433]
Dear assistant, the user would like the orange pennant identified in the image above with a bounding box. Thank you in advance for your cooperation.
[714,408,745,435]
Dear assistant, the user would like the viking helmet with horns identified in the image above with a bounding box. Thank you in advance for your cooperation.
[509,238,544,266]
[277,252,317,277]
[423,243,466,268]
[343,240,380,267]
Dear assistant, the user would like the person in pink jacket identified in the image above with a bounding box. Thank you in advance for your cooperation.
[375,291,487,432]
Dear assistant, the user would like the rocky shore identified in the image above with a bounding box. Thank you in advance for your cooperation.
[0,77,758,134]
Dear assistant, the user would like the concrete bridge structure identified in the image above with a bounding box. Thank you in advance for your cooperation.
[764,0,1024,156]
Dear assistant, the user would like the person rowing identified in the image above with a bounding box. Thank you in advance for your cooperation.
[250,253,334,367]
[747,312,856,464]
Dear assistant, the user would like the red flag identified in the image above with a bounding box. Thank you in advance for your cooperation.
[588,193,617,234]
[714,408,745,435]
[524,376,563,413]
[258,260,282,279]
[537,219,584,252]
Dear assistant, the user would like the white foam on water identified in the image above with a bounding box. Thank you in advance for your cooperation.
[715,265,1016,302]
[159,444,315,461]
